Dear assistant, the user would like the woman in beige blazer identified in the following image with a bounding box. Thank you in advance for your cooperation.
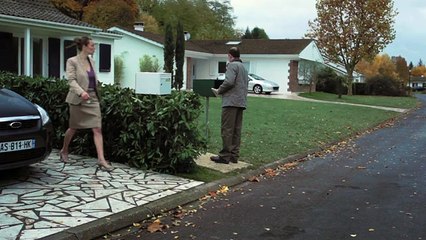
[59,36,113,171]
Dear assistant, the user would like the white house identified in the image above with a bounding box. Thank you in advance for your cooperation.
[0,1,326,94]
[111,26,325,94]
[0,0,120,84]
[323,57,365,83]
[108,25,167,89]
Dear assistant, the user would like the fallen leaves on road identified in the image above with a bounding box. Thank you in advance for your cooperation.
[264,168,277,177]
[132,222,141,227]
[147,219,165,233]
[217,185,229,194]
[279,161,299,170]
[248,176,260,182]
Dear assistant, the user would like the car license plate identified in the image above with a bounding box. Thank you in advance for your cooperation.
[0,139,36,153]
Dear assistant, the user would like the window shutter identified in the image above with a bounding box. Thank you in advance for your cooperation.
[99,44,111,72]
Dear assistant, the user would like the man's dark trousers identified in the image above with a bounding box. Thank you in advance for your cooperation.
[219,107,244,162]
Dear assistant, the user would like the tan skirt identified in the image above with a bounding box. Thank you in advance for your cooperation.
[69,92,102,129]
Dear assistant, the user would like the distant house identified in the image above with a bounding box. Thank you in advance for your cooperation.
[410,76,426,91]
[185,39,324,93]
[108,25,165,89]
[323,57,365,83]
[0,0,120,84]
[111,26,325,94]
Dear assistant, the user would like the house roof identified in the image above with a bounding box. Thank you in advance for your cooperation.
[123,28,165,44]
[0,0,98,29]
[187,39,314,55]
[111,26,315,56]
[122,30,313,55]
[113,27,211,52]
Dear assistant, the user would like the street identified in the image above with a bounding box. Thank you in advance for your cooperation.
[104,95,426,240]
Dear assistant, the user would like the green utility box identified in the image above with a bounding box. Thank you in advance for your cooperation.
[193,79,224,97]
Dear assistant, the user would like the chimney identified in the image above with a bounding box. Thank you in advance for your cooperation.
[134,22,144,32]
[184,31,191,41]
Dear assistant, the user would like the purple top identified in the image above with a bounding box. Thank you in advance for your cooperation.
[87,63,96,90]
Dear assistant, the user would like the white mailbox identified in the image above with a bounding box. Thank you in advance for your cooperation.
[135,72,172,95]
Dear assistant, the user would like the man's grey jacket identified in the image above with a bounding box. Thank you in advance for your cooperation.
[217,60,248,109]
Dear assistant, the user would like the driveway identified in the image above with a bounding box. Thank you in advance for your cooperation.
[0,150,203,239]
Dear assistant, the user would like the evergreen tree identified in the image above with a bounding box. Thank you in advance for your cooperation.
[242,27,252,39]
[174,21,185,90]
[163,23,174,87]
[251,27,269,39]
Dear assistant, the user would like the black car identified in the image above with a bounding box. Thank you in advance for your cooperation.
[0,88,53,170]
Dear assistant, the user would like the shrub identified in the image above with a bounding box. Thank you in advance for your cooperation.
[365,75,405,96]
[114,56,124,85]
[315,67,348,94]
[139,55,161,72]
[0,72,206,173]
[352,82,367,95]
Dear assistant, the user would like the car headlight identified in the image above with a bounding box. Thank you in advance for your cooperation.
[35,104,50,126]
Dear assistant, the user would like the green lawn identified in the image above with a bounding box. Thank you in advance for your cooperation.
[179,94,418,182]
[299,92,418,109]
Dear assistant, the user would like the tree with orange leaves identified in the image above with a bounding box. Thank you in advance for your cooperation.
[307,0,397,95]
[82,0,139,29]
[51,0,139,29]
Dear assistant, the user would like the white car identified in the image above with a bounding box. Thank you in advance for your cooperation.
[248,73,280,94]
[217,73,280,94]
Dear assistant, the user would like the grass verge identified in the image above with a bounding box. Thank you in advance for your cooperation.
[179,94,417,182]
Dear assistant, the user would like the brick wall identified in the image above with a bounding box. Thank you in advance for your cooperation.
[186,57,192,90]
[288,60,299,92]
[287,60,316,93]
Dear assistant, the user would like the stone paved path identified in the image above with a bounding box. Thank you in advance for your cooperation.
[0,150,203,240]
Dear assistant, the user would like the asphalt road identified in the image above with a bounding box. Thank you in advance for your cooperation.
[105,95,426,240]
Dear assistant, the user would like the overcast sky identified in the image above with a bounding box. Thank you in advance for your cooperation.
[229,0,425,65]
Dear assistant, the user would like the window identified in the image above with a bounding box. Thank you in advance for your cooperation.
[0,32,18,73]
[218,61,227,74]
[64,40,76,71]
[33,38,43,76]
[48,38,60,78]
[99,44,111,72]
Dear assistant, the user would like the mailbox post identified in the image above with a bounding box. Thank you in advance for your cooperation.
[193,79,224,139]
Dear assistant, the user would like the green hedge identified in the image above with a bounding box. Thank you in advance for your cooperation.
[0,72,206,173]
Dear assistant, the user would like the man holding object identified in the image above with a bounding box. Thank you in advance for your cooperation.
[210,47,248,164]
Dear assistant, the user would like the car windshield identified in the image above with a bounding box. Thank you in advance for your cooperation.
[249,74,265,80]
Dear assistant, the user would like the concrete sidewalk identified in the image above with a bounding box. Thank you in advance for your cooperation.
[0,150,205,240]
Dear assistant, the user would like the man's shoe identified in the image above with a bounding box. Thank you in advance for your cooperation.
[210,155,229,164]
[230,158,238,163]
